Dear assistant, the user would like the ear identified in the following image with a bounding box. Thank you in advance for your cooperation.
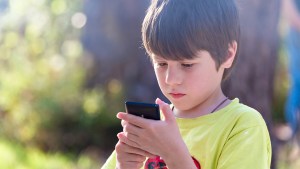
[221,41,237,69]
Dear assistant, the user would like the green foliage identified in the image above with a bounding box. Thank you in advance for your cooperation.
[0,0,123,157]
[0,137,100,169]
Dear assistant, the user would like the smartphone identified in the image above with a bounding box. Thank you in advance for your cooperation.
[125,101,160,120]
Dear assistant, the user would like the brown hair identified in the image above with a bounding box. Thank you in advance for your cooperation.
[142,0,240,79]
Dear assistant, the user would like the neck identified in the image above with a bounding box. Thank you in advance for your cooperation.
[173,88,230,118]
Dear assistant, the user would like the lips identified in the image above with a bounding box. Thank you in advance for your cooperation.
[169,93,186,99]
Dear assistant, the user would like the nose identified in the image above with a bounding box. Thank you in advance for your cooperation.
[165,67,182,86]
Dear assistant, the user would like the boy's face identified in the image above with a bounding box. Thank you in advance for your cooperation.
[152,50,227,112]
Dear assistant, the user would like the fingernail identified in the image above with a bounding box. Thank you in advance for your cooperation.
[156,98,162,103]
[116,113,121,119]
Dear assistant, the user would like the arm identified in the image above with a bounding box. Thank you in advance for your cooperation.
[117,98,198,169]
[282,0,300,31]
[217,125,271,169]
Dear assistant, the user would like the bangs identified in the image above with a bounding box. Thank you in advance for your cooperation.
[142,0,212,60]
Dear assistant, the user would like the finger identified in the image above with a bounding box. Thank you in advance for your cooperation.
[121,120,127,127]
[124,123,142,135]
[155,98,175,122]
[126,147,156,158]
[115,141,141,157]
[117,151,146,162]
[118,132,140,148]
[116,140,155,158]
[117,112,150,128]
[125,156,146,163]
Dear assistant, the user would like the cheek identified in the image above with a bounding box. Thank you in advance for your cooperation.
[154,69,165,85]
[187,70,215,89]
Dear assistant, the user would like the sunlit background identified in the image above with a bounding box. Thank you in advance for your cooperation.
[0,0,299,168]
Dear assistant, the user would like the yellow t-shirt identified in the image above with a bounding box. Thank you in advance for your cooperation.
[101,98,272,169]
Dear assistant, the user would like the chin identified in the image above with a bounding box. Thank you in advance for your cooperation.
[170,102,193,111]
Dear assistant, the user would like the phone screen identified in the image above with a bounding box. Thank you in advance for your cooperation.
[125,101,160,120]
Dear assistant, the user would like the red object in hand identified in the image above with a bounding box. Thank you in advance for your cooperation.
[145,156,167,169]
[192,156,201,169]
[145,156,201,169]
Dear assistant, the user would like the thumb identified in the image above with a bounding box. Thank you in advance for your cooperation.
[155,98,175,122]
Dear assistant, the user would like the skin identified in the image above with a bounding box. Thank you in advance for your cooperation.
[115,140,154,169]
[116,42,237,169]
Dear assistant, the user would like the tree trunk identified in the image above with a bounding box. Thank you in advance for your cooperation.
[223,1,281,168]
[82,0,164,102]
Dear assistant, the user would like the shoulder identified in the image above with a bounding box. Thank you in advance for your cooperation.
[229,99,264,124]
[221,99,270,142]
[225,98,267,128]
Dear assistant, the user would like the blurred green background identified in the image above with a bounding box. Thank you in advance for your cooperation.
[0,0,124,168]
[0,0,299,169]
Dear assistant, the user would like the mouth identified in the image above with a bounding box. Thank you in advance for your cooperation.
[169,93,186,99]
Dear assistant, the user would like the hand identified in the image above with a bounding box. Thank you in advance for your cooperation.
[115,140,154,169]
[116,111,157,169]
[116,98,186,159]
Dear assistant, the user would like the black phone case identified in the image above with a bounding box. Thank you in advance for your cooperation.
[125,101,160,120]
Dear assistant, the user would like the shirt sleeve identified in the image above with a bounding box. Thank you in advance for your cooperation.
[101,151,117,169]
[217,125,272,169]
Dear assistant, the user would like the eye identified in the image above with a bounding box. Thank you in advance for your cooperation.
[181,63,194,68]
[156,62,167,67]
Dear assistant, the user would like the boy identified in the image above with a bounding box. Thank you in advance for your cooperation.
[102,0,272,168]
